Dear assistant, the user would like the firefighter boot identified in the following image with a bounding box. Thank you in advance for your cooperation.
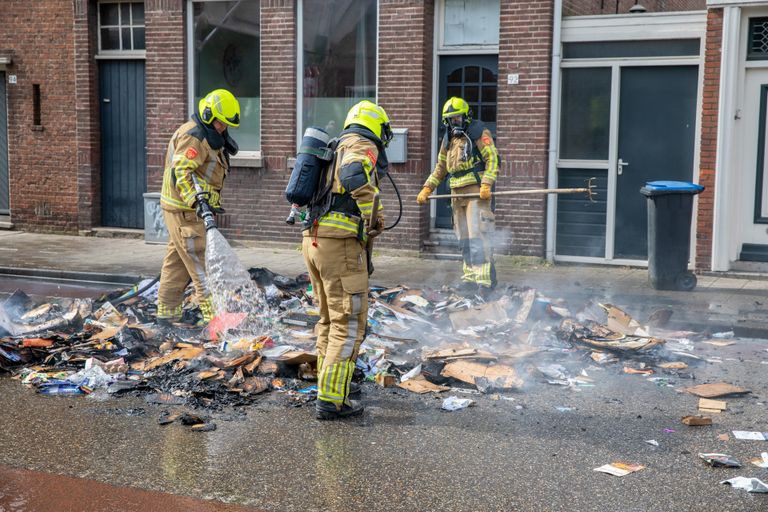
[315,399,365,420]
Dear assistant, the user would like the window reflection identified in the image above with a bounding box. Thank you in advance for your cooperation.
[302,0,377,137]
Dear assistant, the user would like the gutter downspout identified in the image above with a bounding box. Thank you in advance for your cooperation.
[545,0,563,261]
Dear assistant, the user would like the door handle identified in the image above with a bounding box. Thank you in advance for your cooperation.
[102,98,111,103]
[618,158,629,175]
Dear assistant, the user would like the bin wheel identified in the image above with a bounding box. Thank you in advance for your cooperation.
[676,272,697,291]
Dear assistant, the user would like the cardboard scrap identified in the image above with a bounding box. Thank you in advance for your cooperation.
[513,289,536,324]
[624,367,653,375]
[441,360,523,390]
[703,339,736,347]
[144,347,204,370]
[682,415,713,426]
[375,373,396,388]
[658,361,688,370]
[424,347,478,360]
[602,303,648,336]
[397,374,450,394]
[277,350,317,365]
[593,462,645,477]
[699,398,727,413]
[449,301,508,331]
[684,383,750,398]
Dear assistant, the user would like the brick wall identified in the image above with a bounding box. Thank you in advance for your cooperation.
[74,0,100,231]
[564,0,705,16]
[695,8,723,271]
[145,0,188,191]
[377,0,435,251]
[219,0,435,253]
[216,0,298,244]
[0,0,78,232]
[496,0,555,256]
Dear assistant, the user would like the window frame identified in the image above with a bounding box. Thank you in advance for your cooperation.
[186,0,262,166]
[96,0,146,59]
[437,0,500,52]
[295,0,380,151]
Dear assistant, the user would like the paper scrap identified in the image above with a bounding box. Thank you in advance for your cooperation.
[441,395,474,411]
[732,431,766,441]
[721,477,768,493]
[593,462,645,477]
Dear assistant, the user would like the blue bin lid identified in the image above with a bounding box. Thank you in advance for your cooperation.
[643,181,704,192]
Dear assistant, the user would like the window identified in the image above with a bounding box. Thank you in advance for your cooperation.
[98,1,145,52]
[192,1,261,150]
[301,0,377,138]
[442,0,499,47]
[559,68,611,161]
[32,84,41,127]
[748,17,768,61]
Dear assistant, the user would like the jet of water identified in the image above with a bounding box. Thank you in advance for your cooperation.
[204,229,275,348]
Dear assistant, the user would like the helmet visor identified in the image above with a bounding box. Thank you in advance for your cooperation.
[381,123,393,147]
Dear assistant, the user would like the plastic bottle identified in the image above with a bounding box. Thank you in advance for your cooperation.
[38,384,85,395]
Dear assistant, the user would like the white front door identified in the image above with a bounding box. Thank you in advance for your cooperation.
[735,67,768,261]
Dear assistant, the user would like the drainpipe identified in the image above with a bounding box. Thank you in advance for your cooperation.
[545,0,563,261]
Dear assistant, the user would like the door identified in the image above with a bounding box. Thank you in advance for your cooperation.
[435,55,498,229]
[100,60,146,228]
[0,71,9,214]
[735,68,768,261]
[613,66,698,259]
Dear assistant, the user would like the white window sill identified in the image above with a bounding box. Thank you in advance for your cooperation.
[230,151,263,169]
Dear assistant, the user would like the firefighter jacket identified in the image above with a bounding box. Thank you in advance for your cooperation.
[303,130,385,240]
[161,114,237,212]
[424,120,499,190]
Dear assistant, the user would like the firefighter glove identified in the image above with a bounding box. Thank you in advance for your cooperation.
[417,186,433,205]
[479,183,492,201]
[195,194,213,220]
[367,213,385,238]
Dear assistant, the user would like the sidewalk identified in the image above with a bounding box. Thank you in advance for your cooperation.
[1,230,767,335]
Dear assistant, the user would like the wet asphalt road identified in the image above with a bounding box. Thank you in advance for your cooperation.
[1,336,767,511]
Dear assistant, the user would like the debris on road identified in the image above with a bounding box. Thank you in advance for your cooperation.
[593,462,645,477]
[682,415,713,426]
[684,383,750,398]
[0,268,751,424]
[699,398,727,413]
[721,477,768,493]
[442,395,474,411]
[699,453,742,468]
[732,431,767,441]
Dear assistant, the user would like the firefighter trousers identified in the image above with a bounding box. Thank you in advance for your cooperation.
[451,184,496,288]
[157,209,213,321]
[302,236,368,406]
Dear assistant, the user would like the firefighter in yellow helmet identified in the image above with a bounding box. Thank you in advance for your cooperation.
[302,100,391,420]
[417,97,499,294]
[156,89,240,326]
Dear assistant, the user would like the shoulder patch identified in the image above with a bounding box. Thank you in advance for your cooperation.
[366,149,377,167]
[185,147,199,159]
[482,135,492,146]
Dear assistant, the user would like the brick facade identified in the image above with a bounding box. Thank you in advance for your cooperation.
[216,0,298,243]
[695,8,723,270]
[564,0,705,16]
[496,0,554,256]
[74,0,101,231]
[145,0,188,195]
[377,0,435,251]
[3,0,723,266]
[1,0,78,232]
